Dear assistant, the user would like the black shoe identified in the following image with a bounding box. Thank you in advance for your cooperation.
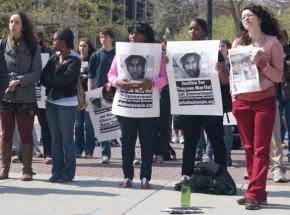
[48,175,59,183]
[245,198,260,210]
[237,197,267,205]
[174,181,182,191]
[226,157,232,167]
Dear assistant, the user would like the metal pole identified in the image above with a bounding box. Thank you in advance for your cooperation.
[207,0,212,39]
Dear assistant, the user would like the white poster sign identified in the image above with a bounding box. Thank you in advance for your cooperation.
[223,112,237,125]
[86,88,121,142]
[166,40,223,115]
[112,42,162,118]
[36,53,50,109]
[228,46,260,94]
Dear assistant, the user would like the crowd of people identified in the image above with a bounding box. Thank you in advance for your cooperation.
[0,3,289,211]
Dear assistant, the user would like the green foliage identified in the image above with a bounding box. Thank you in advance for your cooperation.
[212,15,236,41]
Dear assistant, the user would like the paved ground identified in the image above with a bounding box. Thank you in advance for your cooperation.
[2,140,290,215]
[9,143,290,185]
[0,104,289,215]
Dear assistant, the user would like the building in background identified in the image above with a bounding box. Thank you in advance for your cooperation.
[112,0,154,23]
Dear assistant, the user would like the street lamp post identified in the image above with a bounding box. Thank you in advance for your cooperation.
[207,0,212,40]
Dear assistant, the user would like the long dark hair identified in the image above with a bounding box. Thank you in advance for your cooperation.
[239,4,280,45]
[11,11,37,53]
[128,22,155,43]
[79,37,95,56]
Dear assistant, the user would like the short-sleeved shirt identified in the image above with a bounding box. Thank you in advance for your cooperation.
[88,48,115,88]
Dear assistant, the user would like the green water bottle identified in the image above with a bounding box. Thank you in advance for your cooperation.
[181,176,191,207]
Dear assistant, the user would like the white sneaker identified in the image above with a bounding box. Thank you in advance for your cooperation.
[203,155,212,162]
[172,135,179,144]
[133,159,141,165]
[273,168,287,183]
[101,155,110,164]
[179,135,184,144]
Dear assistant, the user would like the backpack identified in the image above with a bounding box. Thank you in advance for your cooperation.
[189,162,236,195]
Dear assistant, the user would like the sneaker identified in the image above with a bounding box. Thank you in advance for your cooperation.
[195,155,202,161]
[110,139,121,147]
[245,198,260,210]
[84,154,93,159]
[272,168,287,183]
[203,155,212,162]
[57,175,73,183]
[174,181,182,191]
[48,175,59,183]
[133,159,141,165]
[11,155,21,163]
[44,157,52,165]
[76,153,82,158]
[179,135,184,144]
[237,197,267,205]
[118,178,132,188]
[141,178,151,189]
[101,155,110,164]
[172,135,179,144]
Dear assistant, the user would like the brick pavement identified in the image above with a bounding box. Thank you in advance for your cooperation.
[9,143,290,186]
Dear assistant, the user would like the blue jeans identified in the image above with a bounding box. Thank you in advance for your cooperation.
[100,141,111,158]
[46,102,77,180]
[278,98,290,156]
[74,110,95,155]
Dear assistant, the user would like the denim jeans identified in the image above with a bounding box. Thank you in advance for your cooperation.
[74,110,95,155]
[100,141,111,158]
[278,98,290,156]
[46,102,77,180]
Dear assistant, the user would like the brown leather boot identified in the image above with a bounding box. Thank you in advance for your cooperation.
[0,143,12,180]
[21,144,33,181]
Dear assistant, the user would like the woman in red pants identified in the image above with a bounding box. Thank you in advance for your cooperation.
[232,4,283,210]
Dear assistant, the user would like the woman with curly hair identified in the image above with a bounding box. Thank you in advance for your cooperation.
[0,11,42,181]
[232,4,283,210]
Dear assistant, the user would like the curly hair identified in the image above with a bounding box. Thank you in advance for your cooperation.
[128,22,155,43]
[239,4,281,44]
[10,11,37,54]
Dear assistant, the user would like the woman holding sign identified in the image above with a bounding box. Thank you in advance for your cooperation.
[108,22,167,189]
[232,4,283,210]
[175,18,228,190]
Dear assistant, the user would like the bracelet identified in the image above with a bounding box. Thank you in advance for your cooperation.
[257,60,268,70]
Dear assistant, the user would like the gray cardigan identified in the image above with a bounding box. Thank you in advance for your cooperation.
[2,38,42,103]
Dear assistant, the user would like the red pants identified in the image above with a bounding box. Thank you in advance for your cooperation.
[233,96,275,202]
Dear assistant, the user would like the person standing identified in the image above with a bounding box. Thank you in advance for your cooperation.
[0,11,42,181]
[108,22,168,189]
[75,38,96,159]
[175,18,228,191]
[40,28,81,183]
[233,4,283,210]
[87,27,116,163]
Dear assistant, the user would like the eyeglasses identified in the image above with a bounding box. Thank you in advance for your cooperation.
[240,13,255,21]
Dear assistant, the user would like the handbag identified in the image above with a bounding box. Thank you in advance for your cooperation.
[76,76,87,110]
